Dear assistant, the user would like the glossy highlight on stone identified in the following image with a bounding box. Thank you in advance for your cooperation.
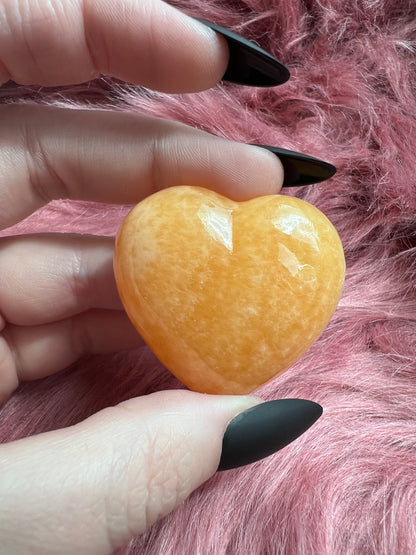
[114,186,345,395]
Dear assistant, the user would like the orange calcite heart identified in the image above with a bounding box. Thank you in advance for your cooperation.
[114,186,345,395]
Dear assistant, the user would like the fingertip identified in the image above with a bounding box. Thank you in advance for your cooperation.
[143,128,285,202]
[132,5,230,93]
[216,142,284,201]
[184,17,230,89]
[248,144,285,194]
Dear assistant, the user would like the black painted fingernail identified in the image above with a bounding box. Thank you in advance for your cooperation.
[218,399,322,471]
[194,18,290,87]
[254,145,337,186]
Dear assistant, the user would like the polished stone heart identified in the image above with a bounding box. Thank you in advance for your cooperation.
[114,186,345,394]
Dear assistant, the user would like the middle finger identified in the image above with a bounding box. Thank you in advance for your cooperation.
[0,103,284,230]
[0,233,119,326]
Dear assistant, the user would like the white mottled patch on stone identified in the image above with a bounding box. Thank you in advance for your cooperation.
[197,204,234,252]
[278,243,302,277]
[278,244,316,284]
[272,205,320,251]
[298,264,317,285]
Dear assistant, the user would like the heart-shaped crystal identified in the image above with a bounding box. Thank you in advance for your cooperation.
[114,186,345,394]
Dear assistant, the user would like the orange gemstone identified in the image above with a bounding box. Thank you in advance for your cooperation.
[114,186,345,394]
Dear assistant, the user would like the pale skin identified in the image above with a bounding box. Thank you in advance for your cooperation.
[0,1,285,553]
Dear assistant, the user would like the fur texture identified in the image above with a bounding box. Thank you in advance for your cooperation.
[2,0,416,553]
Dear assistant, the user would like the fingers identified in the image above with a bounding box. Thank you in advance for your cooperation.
[0,233,145,400]
[0,232,144,401]
[0,234,119,325]
[0,0,228,91]
[4,308,143,377]
[0,309,143,403]
[0,104,283,230]
[0,390,260,554]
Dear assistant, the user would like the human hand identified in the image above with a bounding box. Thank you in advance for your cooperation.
[0,2,323,553]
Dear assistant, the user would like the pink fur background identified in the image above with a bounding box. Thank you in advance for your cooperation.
[2,0,416,552]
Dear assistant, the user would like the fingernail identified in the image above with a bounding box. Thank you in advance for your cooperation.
[253,145,337,186]
[218,399,323,471]
[194,18,290,87]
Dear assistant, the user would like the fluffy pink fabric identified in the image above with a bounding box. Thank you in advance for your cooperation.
[2,0,416,552]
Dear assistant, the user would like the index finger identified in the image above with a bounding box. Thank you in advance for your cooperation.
[0,0,228,92]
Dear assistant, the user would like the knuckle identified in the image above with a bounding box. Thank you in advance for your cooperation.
[81,0,109,75]
[148,126,184,194]
[22,120,51,205]
[20,111,68,204]
[148,134,164,195]
[110,417,192,537]
[69,314,90,359]
[140,425,191,530]
[0,0,56,82]
[88,403,198,546]
[0,329,20,404]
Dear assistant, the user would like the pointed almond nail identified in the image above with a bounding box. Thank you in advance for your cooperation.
[218,399,323,471]
[194,18,290,87]
[253,145,336,186]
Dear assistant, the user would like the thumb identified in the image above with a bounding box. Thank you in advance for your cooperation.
[0,390,322,554]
